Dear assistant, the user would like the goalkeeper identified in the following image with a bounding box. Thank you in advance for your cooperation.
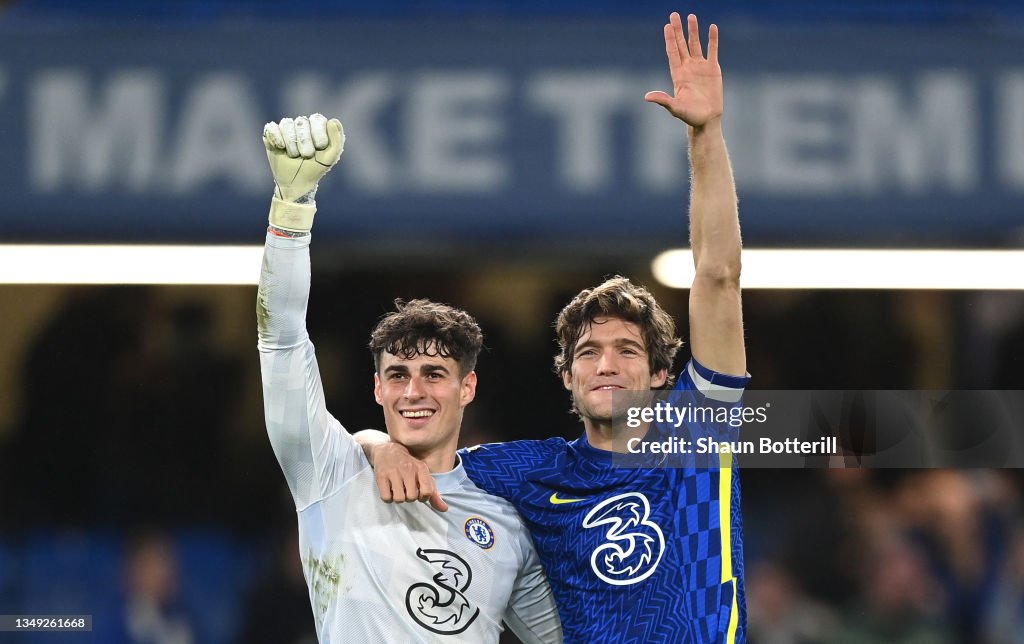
[257,113,562,643]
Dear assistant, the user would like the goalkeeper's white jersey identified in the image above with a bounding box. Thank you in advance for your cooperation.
[257,233,562,644]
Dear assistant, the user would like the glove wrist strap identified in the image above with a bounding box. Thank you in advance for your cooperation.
[269,197,316,233]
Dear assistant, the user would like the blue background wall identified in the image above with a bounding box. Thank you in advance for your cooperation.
[1,3,1022,245]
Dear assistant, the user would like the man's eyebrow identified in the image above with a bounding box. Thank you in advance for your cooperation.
[383,364,410,375]
[420,363,451,375]
[575,338,645,353]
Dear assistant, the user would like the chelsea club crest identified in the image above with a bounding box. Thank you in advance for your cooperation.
[464,517,495,549]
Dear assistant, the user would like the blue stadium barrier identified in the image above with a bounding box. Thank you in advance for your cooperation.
[8,530,260,644]
[0,537,21,615]
[21,531,121,644]
[175,531,258,644]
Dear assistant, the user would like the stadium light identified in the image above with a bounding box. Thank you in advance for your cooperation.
[1,246,1023,288]
[0,245,264,285]
[653,249,1024,290]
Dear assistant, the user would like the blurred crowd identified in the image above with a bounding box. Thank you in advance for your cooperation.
[744,469,1024,644]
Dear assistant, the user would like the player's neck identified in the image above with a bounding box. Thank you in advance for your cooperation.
[583,419,649,453]
[409,445,459,474]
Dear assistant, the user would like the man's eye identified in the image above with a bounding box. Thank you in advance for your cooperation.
[577,349,596,358]
[389,373,408,381]
[426,372,443,381]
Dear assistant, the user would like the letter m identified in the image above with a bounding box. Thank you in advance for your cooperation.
[30,70,162,192]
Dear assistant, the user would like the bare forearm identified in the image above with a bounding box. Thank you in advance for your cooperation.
[687,118,746,375]
[688,119,741,280]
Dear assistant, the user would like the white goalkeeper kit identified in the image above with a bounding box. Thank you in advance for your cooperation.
[257,116,562,644]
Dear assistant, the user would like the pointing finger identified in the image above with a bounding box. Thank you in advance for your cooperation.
[429,490,449,513]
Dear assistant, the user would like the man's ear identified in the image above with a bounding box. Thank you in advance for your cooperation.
[651,368,668,389]
[562,368,573,391]
[373,372,383,405]
[460,371,478,407]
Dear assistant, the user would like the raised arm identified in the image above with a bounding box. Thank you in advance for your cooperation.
[645,13,746,376]
[258,115,363,509]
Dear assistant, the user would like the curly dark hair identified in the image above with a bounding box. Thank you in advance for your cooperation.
[369,299,483,376]
[554,276,682,388]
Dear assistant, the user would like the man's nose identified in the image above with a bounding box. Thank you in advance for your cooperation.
[595,350,619,375]
[403,377,425,399]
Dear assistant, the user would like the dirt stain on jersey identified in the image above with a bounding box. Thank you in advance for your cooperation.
[305,551,345,619]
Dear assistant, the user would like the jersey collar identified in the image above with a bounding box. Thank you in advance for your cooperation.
[570,431,614,463]
[432,453,471,494]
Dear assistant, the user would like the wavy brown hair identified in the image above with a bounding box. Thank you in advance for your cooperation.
[369,299,483,377]
[554,276,681,388]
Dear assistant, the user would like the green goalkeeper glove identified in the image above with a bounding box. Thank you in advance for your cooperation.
[263,113,345,233]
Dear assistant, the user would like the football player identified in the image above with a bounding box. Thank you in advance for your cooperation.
[258,113,562,643]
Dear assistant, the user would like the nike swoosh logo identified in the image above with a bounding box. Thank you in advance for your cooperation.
[549,492,587,505]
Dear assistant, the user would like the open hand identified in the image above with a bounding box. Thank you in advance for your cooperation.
[644,13,723,128]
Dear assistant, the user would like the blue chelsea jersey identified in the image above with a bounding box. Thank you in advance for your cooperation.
[460,359,750,644]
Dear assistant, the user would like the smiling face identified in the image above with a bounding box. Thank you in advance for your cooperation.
[373,349,477,459]
[562,316,668,429]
